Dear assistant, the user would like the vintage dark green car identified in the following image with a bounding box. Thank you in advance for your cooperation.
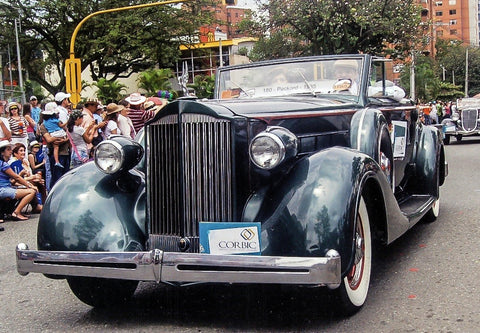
[16,54,447,315]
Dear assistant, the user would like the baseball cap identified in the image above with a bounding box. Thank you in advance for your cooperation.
[29,96,37,101]
[54,92,71,102]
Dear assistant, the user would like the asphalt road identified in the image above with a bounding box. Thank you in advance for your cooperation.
[1,137,479,332]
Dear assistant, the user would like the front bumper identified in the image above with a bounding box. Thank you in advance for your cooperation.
[16,244,341,289]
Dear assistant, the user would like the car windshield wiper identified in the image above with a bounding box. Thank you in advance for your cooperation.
[297,70,316,97]
[228,79,251,97]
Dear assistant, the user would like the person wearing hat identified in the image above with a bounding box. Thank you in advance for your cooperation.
[54,92,71,125]
[0,140,37,221]
[7,102,29,154]
[29,96,41,131]
[39,102,70,188]
[27,140,45,177]
[332,59,360,95]
[103,103,124,139]
[81,98,106,155]
[125,93,156,133]
[41,102,67,168]
[67,109,101,168]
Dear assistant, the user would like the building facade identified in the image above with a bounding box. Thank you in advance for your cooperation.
[420,0,479,56]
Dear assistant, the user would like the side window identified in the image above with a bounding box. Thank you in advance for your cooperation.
[368,61,406,101]
[368,62,386,97]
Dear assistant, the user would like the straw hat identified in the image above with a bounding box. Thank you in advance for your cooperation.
[125,92,146,106]
[105,103,125,115]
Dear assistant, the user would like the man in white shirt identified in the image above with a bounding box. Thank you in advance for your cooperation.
[54,92,71,124]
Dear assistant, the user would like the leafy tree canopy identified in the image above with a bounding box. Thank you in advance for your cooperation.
[247,0,422,59]
[435,39,480,97]
[0,0,215,96]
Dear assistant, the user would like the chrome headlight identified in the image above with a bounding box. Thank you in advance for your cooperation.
[452,112,460,122]
[249,127,297,170]
[95,137,144,174]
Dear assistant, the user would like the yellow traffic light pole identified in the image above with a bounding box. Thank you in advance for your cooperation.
[66,0,190,105]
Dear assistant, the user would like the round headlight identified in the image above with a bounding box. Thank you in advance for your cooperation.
[452,112,460,121]
[95,140,124,174]
[250,133,285,169]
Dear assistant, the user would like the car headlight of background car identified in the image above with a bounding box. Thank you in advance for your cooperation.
[95,136,144,174]
[249,127,298,170]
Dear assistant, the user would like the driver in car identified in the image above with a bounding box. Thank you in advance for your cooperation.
[332,59,360,94]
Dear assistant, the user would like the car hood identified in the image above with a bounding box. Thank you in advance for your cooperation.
[199,96,360,117]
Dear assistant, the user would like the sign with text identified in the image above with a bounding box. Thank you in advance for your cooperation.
[199,222,261,255]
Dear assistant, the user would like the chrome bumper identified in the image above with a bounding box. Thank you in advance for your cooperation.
[16,244,341,289]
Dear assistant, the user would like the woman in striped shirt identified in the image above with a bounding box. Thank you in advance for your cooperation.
[7,102,30,155]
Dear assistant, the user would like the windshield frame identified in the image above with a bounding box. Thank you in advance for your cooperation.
[214,55,369,102]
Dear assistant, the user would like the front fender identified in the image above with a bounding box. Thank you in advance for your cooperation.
[350,108,388,160]
[37,163,146,252]
[414,125,443,196]
[251,147,381,275]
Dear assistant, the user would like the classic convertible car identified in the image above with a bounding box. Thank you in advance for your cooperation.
[441,97,480,144]
[16,54,447,315]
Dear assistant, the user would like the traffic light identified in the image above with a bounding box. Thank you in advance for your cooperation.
[65,57,82,106]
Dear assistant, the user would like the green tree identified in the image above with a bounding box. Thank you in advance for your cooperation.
[137,68,173,96]
[433,39,480,97]
[248,0,422,59]
[0,0,215,96]
[188,74,215,99]
[400,54,441,102]
[93,78,127,104]
[435,81,464,102]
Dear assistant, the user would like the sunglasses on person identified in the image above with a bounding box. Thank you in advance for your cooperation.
[10,107,18,110]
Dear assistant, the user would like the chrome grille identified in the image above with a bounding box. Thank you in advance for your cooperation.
[461,108,478,132]
[147,113,233,238]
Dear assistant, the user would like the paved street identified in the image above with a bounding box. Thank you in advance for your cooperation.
[1,137,480,332]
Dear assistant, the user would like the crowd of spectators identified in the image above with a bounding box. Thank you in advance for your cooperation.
[0,91,167,231]
[418,101,452,125]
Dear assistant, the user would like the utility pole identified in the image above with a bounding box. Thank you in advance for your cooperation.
[465,48,469,97]
[410,51,415,102]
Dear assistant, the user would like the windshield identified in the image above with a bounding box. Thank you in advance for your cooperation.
[216,58,363,100]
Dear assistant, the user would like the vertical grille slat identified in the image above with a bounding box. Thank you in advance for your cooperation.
[148,113,233,240]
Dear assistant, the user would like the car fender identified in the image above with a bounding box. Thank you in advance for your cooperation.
[248,147,386,276]
[413,125,444,195]
[350,108,389,161]
[37,163,147,252]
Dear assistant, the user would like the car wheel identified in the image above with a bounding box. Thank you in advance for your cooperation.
[67,277,138,308]
[443,134,450,145]
[332,196,371,315]
[423,198,440,223]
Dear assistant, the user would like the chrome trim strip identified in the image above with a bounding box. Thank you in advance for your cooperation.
[16,245,341,288]
[356,108,368,149]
